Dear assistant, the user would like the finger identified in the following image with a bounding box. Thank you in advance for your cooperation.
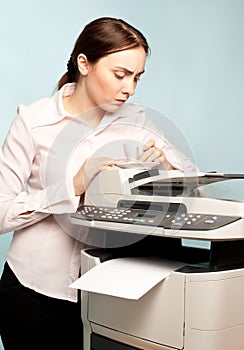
[139,147,158,162]
[146,147,162,162]
[104,158,121,167]
[156,152,168,163]
[138,148,151,162]
[142,139,155,151]
[98,158,123,172]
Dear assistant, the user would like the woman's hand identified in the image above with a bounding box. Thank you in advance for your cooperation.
[73,157,117,196]
[139,140,174,170]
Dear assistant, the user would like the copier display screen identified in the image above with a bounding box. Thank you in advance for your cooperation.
[137,213,157,218]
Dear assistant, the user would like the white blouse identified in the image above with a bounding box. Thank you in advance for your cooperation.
[0,83,196,302]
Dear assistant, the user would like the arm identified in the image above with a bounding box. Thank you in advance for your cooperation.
[0,110,79,235]
[73,157,119,196]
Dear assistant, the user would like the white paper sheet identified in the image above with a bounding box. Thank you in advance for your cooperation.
[70,257,184,299]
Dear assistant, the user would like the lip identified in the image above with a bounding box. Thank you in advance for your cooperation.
[115,99,127,104]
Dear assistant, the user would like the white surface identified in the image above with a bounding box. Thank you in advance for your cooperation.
[70,257,184,299]
[116,162,160,169]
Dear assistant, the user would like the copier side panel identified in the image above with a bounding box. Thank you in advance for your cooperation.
[184,268,244,350]
[88,271,185,349]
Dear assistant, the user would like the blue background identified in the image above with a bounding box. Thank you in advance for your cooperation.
[0,1,243,348]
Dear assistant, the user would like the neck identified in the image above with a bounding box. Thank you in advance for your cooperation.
[62,83,105,129]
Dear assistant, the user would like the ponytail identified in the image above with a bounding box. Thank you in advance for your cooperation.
[57,72,69,90]
[57,55,78,90]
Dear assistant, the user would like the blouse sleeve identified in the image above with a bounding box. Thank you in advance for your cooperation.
[0,110,80,235]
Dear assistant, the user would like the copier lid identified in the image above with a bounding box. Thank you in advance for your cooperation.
[129,170,244,189]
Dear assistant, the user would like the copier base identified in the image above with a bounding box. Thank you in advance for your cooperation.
[91,333,178,349]
[80,236,244,350]
[91,333,140,350]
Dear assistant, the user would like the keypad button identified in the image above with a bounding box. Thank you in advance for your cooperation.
[204,219,215,224]
[172,222,183,227]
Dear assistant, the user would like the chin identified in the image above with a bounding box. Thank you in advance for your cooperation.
[101,103,123,113]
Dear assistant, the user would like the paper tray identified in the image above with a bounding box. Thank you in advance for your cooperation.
[70,257,184,300]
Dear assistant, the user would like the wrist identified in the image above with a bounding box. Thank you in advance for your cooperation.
[73,174,85,196]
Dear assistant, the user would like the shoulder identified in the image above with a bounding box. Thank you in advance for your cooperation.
[16,93,61,129]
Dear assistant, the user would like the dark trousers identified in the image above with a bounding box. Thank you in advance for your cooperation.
[0,263,83,350]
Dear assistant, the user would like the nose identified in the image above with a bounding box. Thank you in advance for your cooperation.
[122,78,136,97]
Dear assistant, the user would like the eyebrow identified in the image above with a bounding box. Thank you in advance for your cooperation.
[114,66,145,76]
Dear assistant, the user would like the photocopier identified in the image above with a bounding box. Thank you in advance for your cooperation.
[70,167,244,350]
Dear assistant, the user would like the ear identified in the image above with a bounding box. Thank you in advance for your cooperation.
[77,54,89,76]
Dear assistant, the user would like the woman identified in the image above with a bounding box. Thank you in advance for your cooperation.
[0,17,194,349]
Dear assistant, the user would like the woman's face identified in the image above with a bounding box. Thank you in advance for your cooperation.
[79,46,146,112]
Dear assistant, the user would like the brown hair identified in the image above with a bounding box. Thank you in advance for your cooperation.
[58,17,150,89]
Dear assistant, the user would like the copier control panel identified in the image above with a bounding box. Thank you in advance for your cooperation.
[72,204,240,231]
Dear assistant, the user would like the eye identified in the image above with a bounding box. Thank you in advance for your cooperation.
[114,72,125,80]
[134,76,141,82]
